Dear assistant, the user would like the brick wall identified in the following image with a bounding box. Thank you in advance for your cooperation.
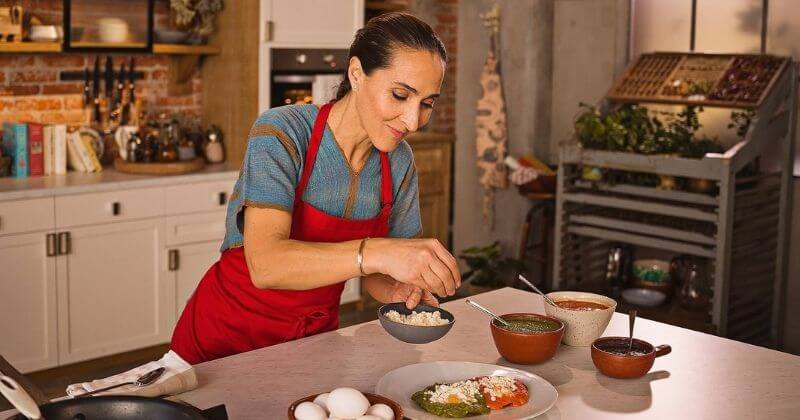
[0,0,201,126]
[410,0,458,134]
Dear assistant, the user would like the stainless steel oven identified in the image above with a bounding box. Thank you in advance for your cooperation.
[270,48,349,108]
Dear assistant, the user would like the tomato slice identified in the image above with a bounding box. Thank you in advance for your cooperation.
[473,377,529,410]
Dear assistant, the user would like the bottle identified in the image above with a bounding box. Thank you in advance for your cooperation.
[204,125,225,163]
[177,135,196,161]
[126,132,140,163]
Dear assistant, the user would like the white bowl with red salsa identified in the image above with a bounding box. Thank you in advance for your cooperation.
[544,291,617,346]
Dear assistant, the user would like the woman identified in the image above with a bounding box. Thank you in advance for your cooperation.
[171,12,460,364]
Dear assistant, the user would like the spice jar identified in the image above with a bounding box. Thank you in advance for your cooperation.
[204,125,225,163]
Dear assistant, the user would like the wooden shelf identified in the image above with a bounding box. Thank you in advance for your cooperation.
[0,42,219,55]
[365,0,408,12]
[152,44,220,55]
[0,42,61,53]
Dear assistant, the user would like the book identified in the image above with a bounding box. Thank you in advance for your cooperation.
[43,125,53,175]
[53,125,67,175]
[80,135,102,172]
[3,123,29,177]
[66,131,87,172]
[28,123,44,177]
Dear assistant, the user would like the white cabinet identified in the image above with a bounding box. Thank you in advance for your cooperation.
[0,232,58,373]
[168,241,221,320]
[56,219,171,365]
[261,0,364,46]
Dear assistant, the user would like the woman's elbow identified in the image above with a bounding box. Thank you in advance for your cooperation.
[245,254,278,289]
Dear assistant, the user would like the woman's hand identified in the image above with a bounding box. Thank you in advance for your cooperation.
[389,282,439,309]
[363,238,461,297]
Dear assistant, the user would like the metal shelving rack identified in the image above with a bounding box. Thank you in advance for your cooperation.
[553,52,797,348]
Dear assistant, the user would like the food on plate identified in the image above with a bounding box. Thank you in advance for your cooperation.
[384,309,450,326]
[411,376,529,418]
[554,299,609,311]
[493,315,561,333]
[293,388,394,420]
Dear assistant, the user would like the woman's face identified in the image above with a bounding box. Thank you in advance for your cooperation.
[350,48,445,152]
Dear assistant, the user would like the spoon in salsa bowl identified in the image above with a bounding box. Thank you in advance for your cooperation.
[518,275,557,307]
[465,299,511,327]
[628,310,637,352]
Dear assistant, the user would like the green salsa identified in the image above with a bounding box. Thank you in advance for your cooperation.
[412,385,490,418]
[495,316,561,333]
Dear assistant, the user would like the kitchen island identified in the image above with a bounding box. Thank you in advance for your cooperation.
[173,287,800,419]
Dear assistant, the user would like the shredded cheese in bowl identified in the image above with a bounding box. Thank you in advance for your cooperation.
[384,310,450,326]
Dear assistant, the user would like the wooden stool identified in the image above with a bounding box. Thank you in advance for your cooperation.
[515,192,555,290]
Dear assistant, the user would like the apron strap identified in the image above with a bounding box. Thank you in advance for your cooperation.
[295,102,334,201]
[379,151,393,208]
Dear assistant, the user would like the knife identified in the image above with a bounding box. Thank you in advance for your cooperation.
[115,62,126,123]
[92,56,100,123]
[104,56,114,115]
[128,57,136,103]
[83,68,91,107]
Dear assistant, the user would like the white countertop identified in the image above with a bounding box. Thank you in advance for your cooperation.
[168,287,800,419]
[0,164,240,202]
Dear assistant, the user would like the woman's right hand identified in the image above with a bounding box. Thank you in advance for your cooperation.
[363,238,461,297]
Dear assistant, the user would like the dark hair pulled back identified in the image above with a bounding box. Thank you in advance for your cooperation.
[335,12,447,100]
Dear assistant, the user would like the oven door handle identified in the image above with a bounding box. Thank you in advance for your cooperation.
[273,75,315,83]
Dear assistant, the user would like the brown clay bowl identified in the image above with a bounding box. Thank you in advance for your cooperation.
[591,337,671,379]
[490,313,565,364]
[287,392,403,420]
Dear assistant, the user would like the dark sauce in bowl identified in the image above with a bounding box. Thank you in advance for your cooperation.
[595,338,651,357]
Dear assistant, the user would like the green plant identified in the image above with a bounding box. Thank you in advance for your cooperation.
[729,110,756,138]
[459,242,524,289]
[170,0,224,36]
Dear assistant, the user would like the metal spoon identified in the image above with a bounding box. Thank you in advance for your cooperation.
[628,310,637,353]
[518,274,557,307]
[465,299,511,327]
[75,367,166,398]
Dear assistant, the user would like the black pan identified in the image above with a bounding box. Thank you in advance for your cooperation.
[5,395,208,420]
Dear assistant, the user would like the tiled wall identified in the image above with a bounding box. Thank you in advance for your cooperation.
[0,0,201,126]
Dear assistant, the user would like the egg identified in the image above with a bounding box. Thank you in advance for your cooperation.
[294,401,327,420]
[366,403,394,420]
[313,393,330,413]
[326,387,370,419]
[356,416,383,420]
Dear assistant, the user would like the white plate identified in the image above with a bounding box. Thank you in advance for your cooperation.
[375,361,558,420]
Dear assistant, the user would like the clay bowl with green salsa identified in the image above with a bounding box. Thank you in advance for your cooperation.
[490,313,565,364]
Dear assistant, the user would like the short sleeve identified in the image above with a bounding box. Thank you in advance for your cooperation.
[388,149,423,238]
[232,122,303,234]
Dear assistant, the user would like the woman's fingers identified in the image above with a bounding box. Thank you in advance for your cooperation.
[421,268,447,297]
[405,287,422,309]
[431,241,461,289]
[428,258,456,296]
[421,289,439,307]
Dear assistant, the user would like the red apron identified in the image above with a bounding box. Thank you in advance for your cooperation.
[170,102,392,364]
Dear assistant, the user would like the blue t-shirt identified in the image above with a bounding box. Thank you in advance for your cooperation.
[221,104,422,251]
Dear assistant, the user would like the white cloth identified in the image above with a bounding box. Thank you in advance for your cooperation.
[66,351,197,398]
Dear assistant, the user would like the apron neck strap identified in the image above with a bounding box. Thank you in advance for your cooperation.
[379,151,393,208]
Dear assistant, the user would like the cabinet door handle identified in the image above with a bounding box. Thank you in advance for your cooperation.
[169,249,180,271]
[112,201,121,216]
[46,233,57,257]
[218,192,227,206]
[57,232,71,255]
[265,20,274,41]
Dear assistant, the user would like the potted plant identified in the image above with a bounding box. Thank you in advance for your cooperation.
[459,242,525,296]
[169,0,224,44]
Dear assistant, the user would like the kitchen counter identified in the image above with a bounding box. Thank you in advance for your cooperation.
[170,287,800,419]
[0,163,239,202]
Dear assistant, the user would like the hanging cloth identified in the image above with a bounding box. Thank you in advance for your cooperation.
[475,16,509,227]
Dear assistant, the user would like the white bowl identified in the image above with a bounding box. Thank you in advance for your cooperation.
[544,291,616,346]
[29,25,60,42]
[622,288,667,307]
[97,18,129,43]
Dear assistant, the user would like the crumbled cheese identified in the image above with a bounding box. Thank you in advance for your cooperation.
[426,380,481,404]
[384,310,450,326]
[476,376,518,400]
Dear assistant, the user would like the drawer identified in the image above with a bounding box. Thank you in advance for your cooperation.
[413,146,445,195]
[55,188,165,228]
[164,181,234,215]
[0,197,55,235]
[165,211,227,246]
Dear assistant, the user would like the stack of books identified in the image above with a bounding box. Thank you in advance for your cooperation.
[1,122,103,178]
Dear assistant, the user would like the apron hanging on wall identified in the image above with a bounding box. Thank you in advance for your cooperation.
[475,3,508,228]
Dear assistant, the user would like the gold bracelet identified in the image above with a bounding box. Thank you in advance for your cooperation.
[357,237,369,276]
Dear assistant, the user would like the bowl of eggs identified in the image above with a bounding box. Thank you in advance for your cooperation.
[377,303,455,344]
[288,387,402,420]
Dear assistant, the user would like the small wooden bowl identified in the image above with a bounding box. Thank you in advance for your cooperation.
[591,337,671,379]
[287,392,403,420]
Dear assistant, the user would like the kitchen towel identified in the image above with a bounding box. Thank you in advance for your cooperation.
[66,350,198,398]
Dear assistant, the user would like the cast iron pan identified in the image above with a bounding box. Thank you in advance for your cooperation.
[5,395,208,420]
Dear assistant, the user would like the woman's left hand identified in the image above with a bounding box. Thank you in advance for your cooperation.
[390,282,439,309]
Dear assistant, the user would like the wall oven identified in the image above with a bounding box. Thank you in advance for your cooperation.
[270,48,349,108]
